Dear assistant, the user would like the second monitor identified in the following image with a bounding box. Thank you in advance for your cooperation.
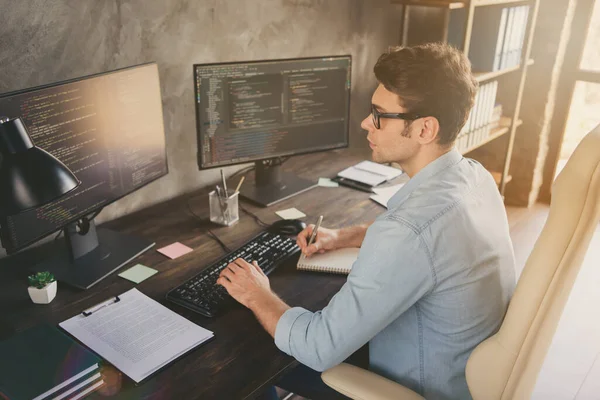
[194,56,351,206]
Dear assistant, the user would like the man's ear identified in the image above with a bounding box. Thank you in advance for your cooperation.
[418,116,440,145]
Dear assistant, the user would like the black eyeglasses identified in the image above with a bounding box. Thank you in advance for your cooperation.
[371,104,423,129]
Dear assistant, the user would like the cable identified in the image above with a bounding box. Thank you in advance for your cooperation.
[186,197,232,253]
[206,229,232,253]
[227,157,291,181]
[229,165,255,180]
[239,204,270,228]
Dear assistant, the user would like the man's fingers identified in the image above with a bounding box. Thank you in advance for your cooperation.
[220,267,234,281]
[252,260,266,276]
[217,277,230,288]
[297,226,314,247]
[297,231,308,248]
[306,243,319,256]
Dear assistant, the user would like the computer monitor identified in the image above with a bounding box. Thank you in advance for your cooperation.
[0,63,168,289]
[194,56,351,206]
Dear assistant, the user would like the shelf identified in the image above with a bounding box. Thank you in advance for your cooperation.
[389,0,529,8]
[490,171,512,186]
[473,59,534,82]
[473,0,531,6]
[390,0,465,9]
[462,117,523,154]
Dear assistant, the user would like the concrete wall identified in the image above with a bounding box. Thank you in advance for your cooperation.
[0,0,401,255]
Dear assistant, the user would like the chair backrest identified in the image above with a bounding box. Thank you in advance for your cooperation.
[465,125,600,400]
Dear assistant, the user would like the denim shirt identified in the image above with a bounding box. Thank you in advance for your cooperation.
[274,148,516,400]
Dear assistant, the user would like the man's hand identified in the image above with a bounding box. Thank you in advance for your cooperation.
[296,225,340,257]
[217,258,272,309]
[217,258,290,337]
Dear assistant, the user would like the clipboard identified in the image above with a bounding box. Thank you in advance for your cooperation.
[59,288,214,384]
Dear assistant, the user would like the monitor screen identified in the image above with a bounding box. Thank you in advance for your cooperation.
[0,63,168,253]
[195,56,351,169]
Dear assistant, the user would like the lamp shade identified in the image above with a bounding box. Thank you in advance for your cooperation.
[0,117,81,215]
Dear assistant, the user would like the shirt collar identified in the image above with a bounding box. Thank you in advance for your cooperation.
[387,148,463,210]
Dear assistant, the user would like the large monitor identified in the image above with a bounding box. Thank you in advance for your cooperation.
[0,63,168,289]
[194,56,351,206]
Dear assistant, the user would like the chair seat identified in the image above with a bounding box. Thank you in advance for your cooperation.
[321,363,425,400]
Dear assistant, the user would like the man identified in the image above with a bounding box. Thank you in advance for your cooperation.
[217,42,516,400]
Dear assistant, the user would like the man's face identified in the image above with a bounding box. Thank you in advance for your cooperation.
[361,84,420,164]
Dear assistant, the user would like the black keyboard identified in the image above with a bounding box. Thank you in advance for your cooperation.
[166,231,300,317]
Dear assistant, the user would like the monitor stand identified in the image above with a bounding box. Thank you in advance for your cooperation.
[239,159,317,207]
[30,217,154,289]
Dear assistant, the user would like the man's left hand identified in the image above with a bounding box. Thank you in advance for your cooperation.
[217,258,272,309]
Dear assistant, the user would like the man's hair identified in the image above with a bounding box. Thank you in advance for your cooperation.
[374,42,477,146]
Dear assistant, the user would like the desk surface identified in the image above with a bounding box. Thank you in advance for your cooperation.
[0,149,388,399]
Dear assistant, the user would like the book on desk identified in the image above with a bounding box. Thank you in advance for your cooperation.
[333,160,403,193]
[0,324,103,400]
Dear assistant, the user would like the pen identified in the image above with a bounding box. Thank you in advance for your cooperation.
[304,215,323,258]
[221,169,228,197]
[215,185,228,222]
[234,176,245,194]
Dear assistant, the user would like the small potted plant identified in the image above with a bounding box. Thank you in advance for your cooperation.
[27,272,57,304]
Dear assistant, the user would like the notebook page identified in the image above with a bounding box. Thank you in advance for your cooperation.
[354,161,402,180]
[370,183,406,209]
[60,288,213,383]
[297,247,360,273]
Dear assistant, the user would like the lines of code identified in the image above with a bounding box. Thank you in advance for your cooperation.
[196,57,351,168]
[0,64,167,252]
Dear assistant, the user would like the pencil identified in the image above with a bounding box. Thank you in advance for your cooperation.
[234,176,245,194]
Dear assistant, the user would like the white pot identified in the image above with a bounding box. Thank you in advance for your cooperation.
[28,281,57,304]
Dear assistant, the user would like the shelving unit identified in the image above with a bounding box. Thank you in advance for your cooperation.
[390,0,540,198]
[473,58,534,82]
[462,117,523,154]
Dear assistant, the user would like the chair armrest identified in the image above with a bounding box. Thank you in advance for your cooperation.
[321,363,425,400]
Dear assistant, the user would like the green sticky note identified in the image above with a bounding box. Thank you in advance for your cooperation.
[118,264,158,284]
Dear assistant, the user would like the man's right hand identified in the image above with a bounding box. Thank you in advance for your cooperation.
[296,225,340,257]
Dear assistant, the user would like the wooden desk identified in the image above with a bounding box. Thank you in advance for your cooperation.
[0,149,386,399]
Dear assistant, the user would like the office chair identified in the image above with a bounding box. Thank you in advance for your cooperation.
[321,124,600,400]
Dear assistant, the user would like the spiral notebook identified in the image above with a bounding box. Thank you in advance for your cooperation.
[296,247,360,275]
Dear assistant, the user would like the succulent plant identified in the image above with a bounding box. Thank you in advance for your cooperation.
[28,271,56,289]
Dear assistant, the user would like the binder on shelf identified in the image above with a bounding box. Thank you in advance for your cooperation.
[493,7,509,71]
[515,6,530,67]
[469,5,509,72]
[500,6,516,70]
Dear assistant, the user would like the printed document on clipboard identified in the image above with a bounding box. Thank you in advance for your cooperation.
[337,161,402,187]
[60,288,213,383]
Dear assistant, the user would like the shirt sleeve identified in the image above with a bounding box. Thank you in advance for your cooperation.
[274,217,435,371]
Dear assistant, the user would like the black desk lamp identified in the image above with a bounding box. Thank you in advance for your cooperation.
[0,117,80,215]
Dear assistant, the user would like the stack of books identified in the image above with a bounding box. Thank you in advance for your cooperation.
[469,4,530,72]
[456,80,500,154]
[0,324,104,400]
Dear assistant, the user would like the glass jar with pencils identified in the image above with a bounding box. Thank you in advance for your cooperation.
[209,188,239,226]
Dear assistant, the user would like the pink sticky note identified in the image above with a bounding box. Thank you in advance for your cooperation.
[157,242,193,259]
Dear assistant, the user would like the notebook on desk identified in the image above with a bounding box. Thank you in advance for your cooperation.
[337,160,402,187]
[297,247,360,275]
[60,288,214,384]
